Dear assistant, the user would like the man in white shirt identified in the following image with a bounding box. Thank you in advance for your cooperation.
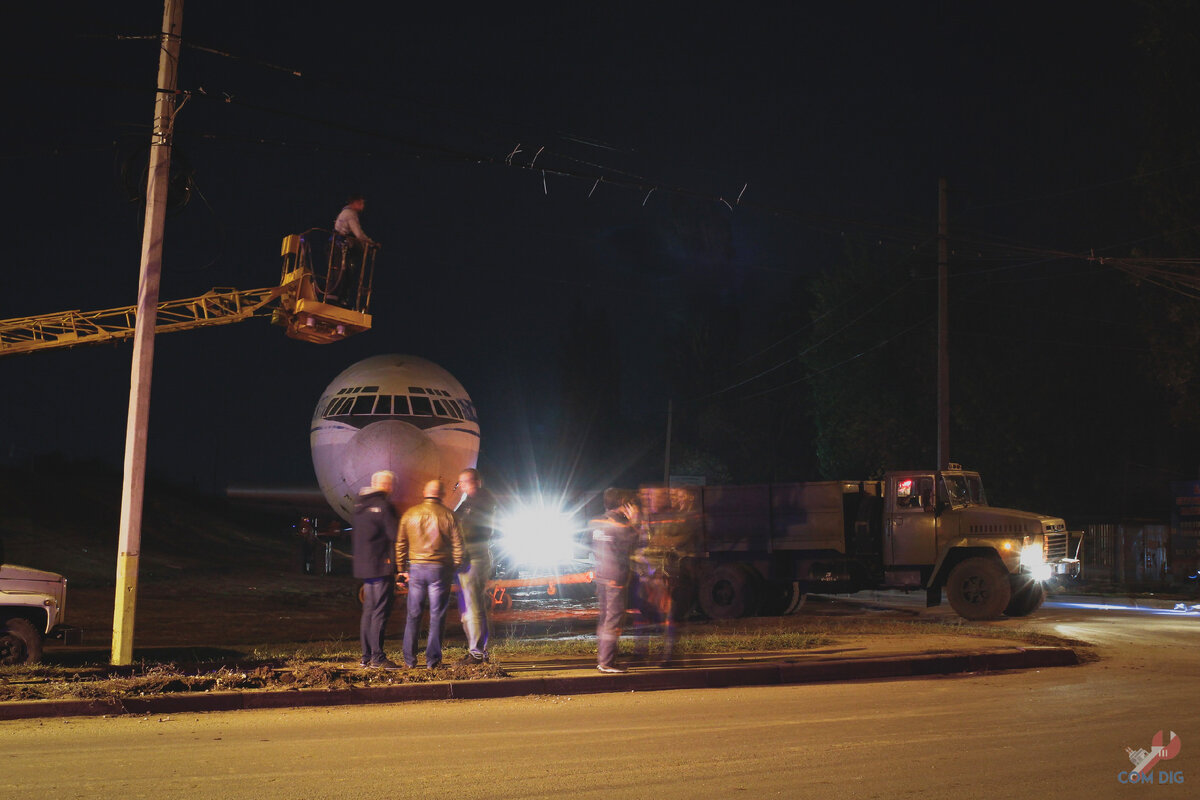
[329,194,379,308]
[334,194,376,246]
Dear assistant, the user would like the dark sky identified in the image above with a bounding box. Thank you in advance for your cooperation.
[0,2,1152,494]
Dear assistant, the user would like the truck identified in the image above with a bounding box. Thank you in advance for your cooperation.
[0,558,80,665]
[678,465,1079,621]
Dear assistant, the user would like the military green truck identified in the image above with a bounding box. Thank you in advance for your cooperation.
[692,465,1079,620]
[0,557,80,665]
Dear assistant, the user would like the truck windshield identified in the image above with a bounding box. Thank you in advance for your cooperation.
[966,474,987,505]
[940,474,975,507]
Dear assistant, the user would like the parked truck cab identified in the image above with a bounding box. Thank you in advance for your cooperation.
[883,465,1078,619]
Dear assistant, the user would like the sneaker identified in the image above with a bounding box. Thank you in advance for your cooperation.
[369,658,402,670]
[596,664,627,674]
[455,653,484,666]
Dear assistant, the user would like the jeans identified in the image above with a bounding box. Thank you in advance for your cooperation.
[360,577,394,664]
[457,544,492,657]
[595,579,628,668]
[404,562,453,668]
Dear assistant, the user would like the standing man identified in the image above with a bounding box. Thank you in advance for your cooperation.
[454,468,498,664]
[330,194,378,307]
[352,471,400,669]
[590,489,640,674]
[396,479,463,669]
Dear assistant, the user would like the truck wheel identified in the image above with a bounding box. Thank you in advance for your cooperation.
[698,563,761,619]
[945,557,1012,620]
[0,618,42,666]
[1004,575,1046,617]
[760,580,805,616]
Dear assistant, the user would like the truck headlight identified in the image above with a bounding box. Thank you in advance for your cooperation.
[1020,544,1052,581]
[495,501,580,567]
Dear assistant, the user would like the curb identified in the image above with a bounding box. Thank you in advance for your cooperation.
[0,646,1077,722]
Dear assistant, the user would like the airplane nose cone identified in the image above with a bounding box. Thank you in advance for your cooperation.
[344,421,439,507]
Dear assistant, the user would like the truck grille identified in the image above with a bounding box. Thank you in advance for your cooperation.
[1043,532,1068,561]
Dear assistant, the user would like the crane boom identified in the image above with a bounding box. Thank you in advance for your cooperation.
[0,285,283,355]
[0,233,375,356]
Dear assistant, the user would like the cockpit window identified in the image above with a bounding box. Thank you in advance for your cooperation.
[410,395,434,416]
[334,397,354,415]
[432,399,448,417]
[393,395,410,415]
[352,395,375,415]
[324,398,340,416]
[374,395,392,415]
[409,387,426,394]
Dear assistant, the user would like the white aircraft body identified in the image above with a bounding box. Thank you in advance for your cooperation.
[310,354,480,519]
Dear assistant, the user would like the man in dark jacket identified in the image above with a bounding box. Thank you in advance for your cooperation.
[396,479,464,669]
[590,488,640,673]
[454,468,498,664]
[352,470,399,669]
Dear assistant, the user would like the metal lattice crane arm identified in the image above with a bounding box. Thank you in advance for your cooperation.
[0,285,285,355]
[0,233,376,356]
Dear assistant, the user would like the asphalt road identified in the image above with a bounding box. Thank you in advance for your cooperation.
[2,598,1196,799]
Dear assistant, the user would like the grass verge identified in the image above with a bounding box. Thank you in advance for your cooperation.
[0,614,1083,703]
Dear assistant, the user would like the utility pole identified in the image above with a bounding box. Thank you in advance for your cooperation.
[112,0,184,666]
[937,177,950,470]
[663,399,673,485]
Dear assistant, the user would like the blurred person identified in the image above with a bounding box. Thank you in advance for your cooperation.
[632,483,700,666]
[352,471,400,669]
[590,489,640,674]
[453,468,498,664]
[396,479,464,669]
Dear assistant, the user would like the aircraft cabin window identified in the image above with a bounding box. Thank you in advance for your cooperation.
[374,395,392,415]
[392,395,411,415]
[409,387,426,394]
[352,395,375,415]
[432,399,448,417]
[410,396,434,416]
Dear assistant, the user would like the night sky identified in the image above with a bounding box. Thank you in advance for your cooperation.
[0,3,1157,499]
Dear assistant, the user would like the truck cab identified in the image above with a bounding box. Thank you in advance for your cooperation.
[883,465,1079,619]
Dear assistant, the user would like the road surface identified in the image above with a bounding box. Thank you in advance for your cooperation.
[2,598,1195,799]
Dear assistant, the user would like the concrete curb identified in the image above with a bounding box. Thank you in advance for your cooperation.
[0,646,1077,722]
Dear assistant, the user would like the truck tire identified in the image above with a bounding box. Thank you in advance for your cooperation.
[698,563,761,619]
[760,580,806,616]
[0,617,42,666]
[1004,575,1046,617]
[945,557,1012,620]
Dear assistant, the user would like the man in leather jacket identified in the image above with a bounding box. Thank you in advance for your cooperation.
[396,479,464,669]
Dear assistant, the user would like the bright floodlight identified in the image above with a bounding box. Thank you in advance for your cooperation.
[496,500,579,567]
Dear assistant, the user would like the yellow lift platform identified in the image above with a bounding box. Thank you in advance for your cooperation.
[0,232,377,355]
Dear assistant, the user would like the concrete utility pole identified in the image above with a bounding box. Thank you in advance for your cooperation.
[936,178,950,470]
[663,399,673,485]
[112,0,184,666]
